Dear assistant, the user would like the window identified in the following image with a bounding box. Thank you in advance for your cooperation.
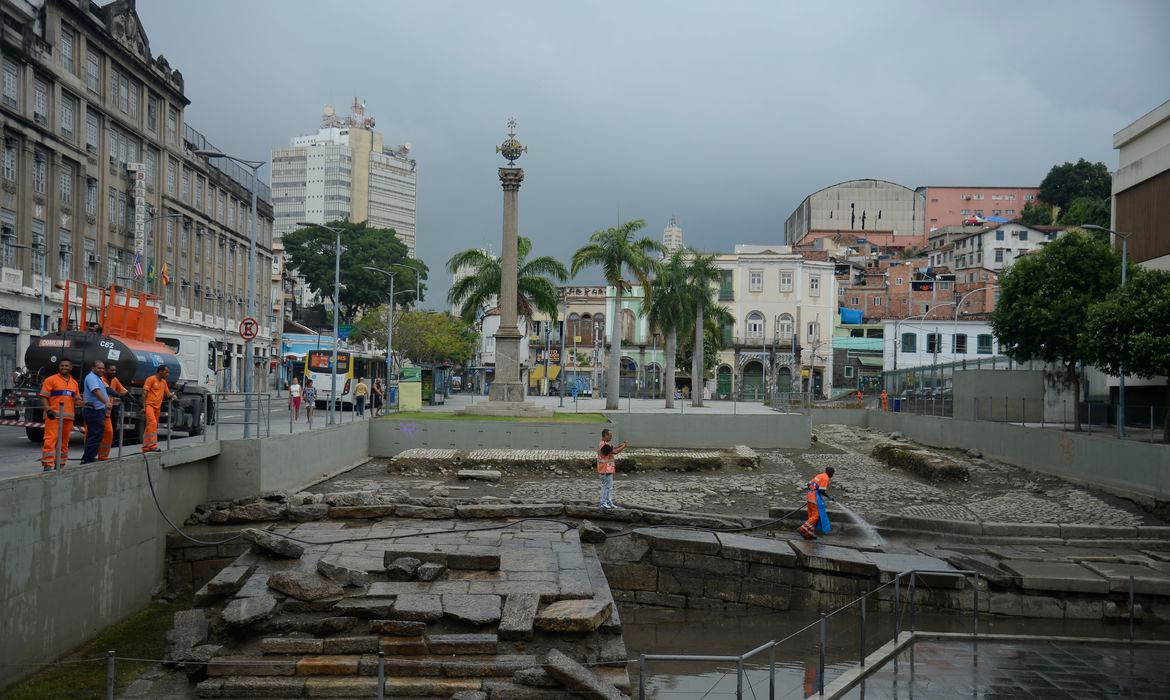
[195,177,203,209]
[180,167,190,202]
[780,271,793,292]
[901,332,917,353]
[995,249,1004,263]
[977,334,993,354]
[851,296,860,305]
[807,322,819,342]
[996,230,1004,241]
[953,333,967,354]
[147,94,159,132]
[59,92,78,140]
[146,147,158,183]
[110,68,131,114]
[749,269,762,292]
[926,333,941,354]
[2,230,15,268]
[1,59,18,109]
[167,158,177,194]
[58,230,72,279]
[33,77,49,123]
[86,48,101,93]
[33,152,47,194]
[83,239,96,284]
[107,188,116,225]
[895,277,903,285]
[2,141,15,181]
[746,311,764,339]
[809,274,821,297]
[1025,194,1035,201]
[85,110,101,151]
[872,297,881,306]
[167,107,178,145]
[85,178,97,215]
[59,162,73,204]
[844,365,855,379]
[59,27,75,73]
[776,314,793,340]
[1018,230,1028,241]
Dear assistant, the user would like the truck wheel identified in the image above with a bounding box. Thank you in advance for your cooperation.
[189,406,205,437]
[26,427,44,443]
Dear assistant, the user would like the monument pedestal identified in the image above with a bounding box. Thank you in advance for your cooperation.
[461,332,553,417]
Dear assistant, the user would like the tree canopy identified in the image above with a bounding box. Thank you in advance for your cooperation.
[1058,196,1111,229]
[392,310,478,367]
[1083,268,1170,442]
[282,221,427,321]
[446,237,568,323]
[1038,158,1111,211]
[1016,200,1054,226]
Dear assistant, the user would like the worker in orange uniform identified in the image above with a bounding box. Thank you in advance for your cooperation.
[38,359,80,471]
[142,365,174,452]
[798,466,835,540]
[98,364,130,461]
[880,389,889,412]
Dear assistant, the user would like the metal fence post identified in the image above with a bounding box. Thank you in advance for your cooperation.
[105,650,115,700]
[266,393,271,437]
[973,573,980,639]
[768,643,776,700]
[638,654,646,700]
[894,574,901,637]
[202,394,208,443]
[1021,398,1025,424]
[166,400,173,450]
[818,614,827,696]
[118,401,125,458]
[215,394,220,441]
[860,593,867,667]
[1129,575,1136,642]
[736,656,744,699]
[1151,406,1156,443]
[377,651,385,700]
[1063,399,1068,429]
[1088,403,1092,433]
[909,574,917,633]
[54,412,66,472]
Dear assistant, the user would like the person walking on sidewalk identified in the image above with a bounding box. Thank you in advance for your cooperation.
[798,466,834,540]
[596,428,628,509]
[80,361,111,464]
[289,376,303,421]
[354,377,369,417]
[142,365,174,452]
[38,360,80,471]
[98,364,129,461]
[372,379,385,417]
[303,379,317,426]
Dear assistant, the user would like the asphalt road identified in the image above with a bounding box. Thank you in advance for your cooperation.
[0,393,370,480]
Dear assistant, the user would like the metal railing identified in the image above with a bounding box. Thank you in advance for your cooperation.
[969,397,1166,442]
[212,392,272,439]
[771,390,812,414]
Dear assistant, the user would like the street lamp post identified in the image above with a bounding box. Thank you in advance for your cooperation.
[558,303,567,408]
[363,264,415,409]
[298,222,344,425]
[197,150,265,439]
[1083,224,1132,437]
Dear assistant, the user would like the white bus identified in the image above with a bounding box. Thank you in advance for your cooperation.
[305,349,384,409]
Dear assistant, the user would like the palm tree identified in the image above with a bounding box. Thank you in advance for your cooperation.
[681,249,721,407]
[648,249,690,409]
[446,236,568,324]
[572,220,664,410]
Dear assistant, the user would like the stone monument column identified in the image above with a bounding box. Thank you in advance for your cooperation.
[489,164,525,403]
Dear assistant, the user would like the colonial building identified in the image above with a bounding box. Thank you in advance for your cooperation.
[1,0,275,386]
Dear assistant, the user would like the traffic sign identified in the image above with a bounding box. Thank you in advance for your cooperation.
[239,317,259,341]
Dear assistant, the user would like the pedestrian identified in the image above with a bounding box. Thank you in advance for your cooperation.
[289,375,302,421]
[372,379,385,417]
[855,389,864,405]
[80,361,111,464]
[303,379,317,426]
[798,466,835,540]
[880,389,889,412]
[596,428,628,509]
[354,376,369,417]
[38,359,80,471]
[142,365,174,453]
[98,364,130,461]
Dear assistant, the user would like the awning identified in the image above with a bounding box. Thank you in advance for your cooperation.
[857,356,884,368]
[527,365,561,385]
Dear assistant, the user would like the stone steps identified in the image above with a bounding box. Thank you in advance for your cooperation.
[196,674,486,697]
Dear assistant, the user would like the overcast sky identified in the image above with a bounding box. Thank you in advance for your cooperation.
[136,0,1170,307]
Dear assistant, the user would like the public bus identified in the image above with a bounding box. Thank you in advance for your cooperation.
[305,349,385,409]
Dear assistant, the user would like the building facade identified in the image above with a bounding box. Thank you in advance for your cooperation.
[882,318,1001,371]
[919,186,1040,231]
[1,0,275,387]
[662,215,682,254]
[951,222,1056,273]
[783,179,925,250]
[1113,99,1170,271]
[270,101,417,255]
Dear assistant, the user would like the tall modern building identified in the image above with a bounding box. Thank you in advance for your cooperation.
[662,214,683,253]
[271,100,418,255]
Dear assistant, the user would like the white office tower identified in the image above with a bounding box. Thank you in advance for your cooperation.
[663,214,684,254]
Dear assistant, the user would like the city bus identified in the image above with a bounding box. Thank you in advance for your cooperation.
[305,349,385,409]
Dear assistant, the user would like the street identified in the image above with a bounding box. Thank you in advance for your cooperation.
[0,392,374,480]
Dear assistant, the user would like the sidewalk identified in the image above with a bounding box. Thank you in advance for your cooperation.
[429,392,779,415]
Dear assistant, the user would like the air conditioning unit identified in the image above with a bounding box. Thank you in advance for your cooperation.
[88,254,101,264]
[59,243,72,253]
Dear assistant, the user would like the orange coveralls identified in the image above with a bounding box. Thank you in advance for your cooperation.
[880,390,889,411]
[799,472,831,537]
[142,375,172,452]
[39,374,80,470]
[98,376,128,460]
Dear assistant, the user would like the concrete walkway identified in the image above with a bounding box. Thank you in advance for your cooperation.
[432,392,780,415]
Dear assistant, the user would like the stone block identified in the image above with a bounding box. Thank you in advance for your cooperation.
[384,677,484,696]
[449,549,503,571]
[642,511,736,528]
[207,655,296,676]
[513,667,560,687]
[578,520,607,544]
[649,549,686,568]
[194,564,257,605]
[457,504,565,518]
[387,557,422,581]
[633,528,720,555]
[321,636,380,654]
[864,552,962,589]
[1019,594,1066,619]
[417,562,446,581]
[739,579,791,610]
[1138,526,1170,540]
[599,562,657,591]
[443,594,503,626]
[380,637,430,656]
[535,599,612,632]
[427,633,499,655]
[557,568,595,599]
[242,528,304,559]
[301,616,359,635]
[431,654,537,678]
[165,609,209,660]
[288,503,331,522]
[227,501,287,522]
[393,594,444,621]
[499,593,541,641]
[790,541,877,576]
[598,535,650,563]
[458,469,503,482]
[304,677,380,697]
[1080,561,1170,595]
[395,505,457,519]
[715,533,798,567]
[935,550,1013,588]
[316,557,372,587]
[329,504,397,519]
[297,655,361,675]
[683,553,748,577]
[542,648,625,700]
[194,679,222,697]
[216,676,305,697]
[452,693,489,700]
[267,571,344,602]
[221,593,277,628]
[703,576,741,602]
[481,680,577,699]
[566,504,643,522]
[633,590,687,608]
[371,619,426,636]
[261,637,324,654]
[1062,523,1139,539]
[332,598,394,618]
[322,490,378,506]
[657,568,706,597]
[1001,560,1110,594]
[983,521,1061,538]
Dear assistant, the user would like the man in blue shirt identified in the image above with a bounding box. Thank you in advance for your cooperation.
[81,360,112,464]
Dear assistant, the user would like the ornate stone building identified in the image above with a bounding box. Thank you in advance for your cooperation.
[0,0,274,386]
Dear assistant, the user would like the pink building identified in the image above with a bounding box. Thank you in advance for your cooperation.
[920,186,1041,232]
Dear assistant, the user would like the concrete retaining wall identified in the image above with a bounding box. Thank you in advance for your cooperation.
[953,370,1045,421]
[369,418,602,457]
[607,413,811,449]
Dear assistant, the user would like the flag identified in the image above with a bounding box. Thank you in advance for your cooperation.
[147,259,156,283]
[161,262,171,287]
[133,254,143,279]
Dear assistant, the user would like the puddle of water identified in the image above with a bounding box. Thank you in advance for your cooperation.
[621,604,1170,699]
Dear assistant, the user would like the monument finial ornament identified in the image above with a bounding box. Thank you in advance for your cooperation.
[496,118,527,166]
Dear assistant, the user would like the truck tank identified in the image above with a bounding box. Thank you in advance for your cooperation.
[24,331,183,386]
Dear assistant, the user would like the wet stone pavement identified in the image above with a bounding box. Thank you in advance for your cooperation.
[845,639,1170,699]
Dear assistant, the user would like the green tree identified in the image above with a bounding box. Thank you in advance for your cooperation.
[1083,268,1170,442]
[1058,196,1111,229]
[676,304,731,386]
[1016,200,1054,226]
[647,248,690,408]
[393,310,478,367]
[446,237,568,323]
[681,249,722,406]
[1039,158,1111,212]
[991,230,1121,431]
[282,221,426,321]
[571,220,665,409]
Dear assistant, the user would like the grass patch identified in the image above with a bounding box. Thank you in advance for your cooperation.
[381,411,609,424]
[0,596,189,700]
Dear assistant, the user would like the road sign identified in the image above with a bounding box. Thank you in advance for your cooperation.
[239,317,259,341]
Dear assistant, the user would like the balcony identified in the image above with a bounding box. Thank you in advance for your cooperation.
[724,335,796,349]
[718,288,734,301]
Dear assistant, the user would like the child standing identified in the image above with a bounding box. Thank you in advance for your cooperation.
[597,428,628,509]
